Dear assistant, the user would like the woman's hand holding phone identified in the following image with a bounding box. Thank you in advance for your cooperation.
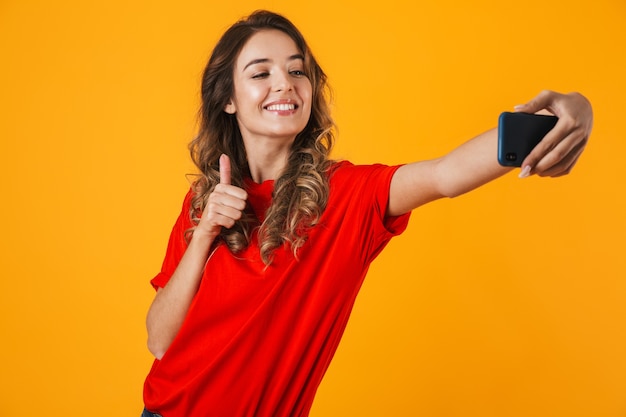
[508,90,593,178]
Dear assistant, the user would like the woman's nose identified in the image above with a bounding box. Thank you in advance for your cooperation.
[273,71,293,92]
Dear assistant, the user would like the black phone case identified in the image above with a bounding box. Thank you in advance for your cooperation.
[497,112,558,167]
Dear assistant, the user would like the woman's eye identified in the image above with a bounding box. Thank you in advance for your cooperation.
[251,72,269,79]
[290,70,306,77]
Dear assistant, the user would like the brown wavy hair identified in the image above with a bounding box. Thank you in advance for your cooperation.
[187,10,335,264]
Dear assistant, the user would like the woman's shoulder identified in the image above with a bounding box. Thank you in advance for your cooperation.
[328,160,398,179]
[327,159,353,174]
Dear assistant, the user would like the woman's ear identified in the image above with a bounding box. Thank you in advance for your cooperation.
[224,101,236,114]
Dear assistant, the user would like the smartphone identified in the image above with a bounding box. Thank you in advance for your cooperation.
[497,112,559,167]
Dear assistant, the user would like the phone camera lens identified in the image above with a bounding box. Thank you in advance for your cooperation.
[505,153,517,161]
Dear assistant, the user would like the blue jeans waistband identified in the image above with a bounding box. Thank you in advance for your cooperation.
[141,408,162,417]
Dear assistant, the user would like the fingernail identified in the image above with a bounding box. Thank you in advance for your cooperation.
[519,166,531,178]
[514,104,525,111]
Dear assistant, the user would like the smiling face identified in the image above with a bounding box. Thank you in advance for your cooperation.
[225,29,313,148]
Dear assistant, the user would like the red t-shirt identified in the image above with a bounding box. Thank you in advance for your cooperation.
[143,161,411,417]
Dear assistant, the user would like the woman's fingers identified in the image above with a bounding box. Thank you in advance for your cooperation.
[521,116,580,173]
[514,89,556,115]
[535,138,587,178]
[219,153,231,185]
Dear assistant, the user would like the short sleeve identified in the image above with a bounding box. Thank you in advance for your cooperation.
[369,164,411,236]
[327,162,411,264]
[360,163,411,261]
[150,189,195,290]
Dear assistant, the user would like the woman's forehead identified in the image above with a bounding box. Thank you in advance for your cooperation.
[236,30,302,69]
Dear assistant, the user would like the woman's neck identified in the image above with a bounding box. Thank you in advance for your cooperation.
[243,137,293,183]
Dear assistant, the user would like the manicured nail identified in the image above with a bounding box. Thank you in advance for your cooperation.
[519,166,531,178]
[514,104,525,111]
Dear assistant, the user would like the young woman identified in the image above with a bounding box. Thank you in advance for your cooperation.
[142,10,593,417]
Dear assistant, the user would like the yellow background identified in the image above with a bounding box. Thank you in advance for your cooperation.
[1,0,624,416]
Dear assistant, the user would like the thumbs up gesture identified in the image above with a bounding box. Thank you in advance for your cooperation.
[197,154,248,239]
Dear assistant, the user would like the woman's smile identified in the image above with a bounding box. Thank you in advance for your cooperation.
[264,99,298,114]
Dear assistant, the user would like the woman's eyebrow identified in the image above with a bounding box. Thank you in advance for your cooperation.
[289,54,305,63]
[243,54,305,71]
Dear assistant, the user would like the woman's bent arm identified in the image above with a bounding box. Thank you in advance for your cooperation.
[146,231,215,360]
[146,154,248,360]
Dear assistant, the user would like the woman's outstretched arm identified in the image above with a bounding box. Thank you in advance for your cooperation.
[387,91,593,216]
